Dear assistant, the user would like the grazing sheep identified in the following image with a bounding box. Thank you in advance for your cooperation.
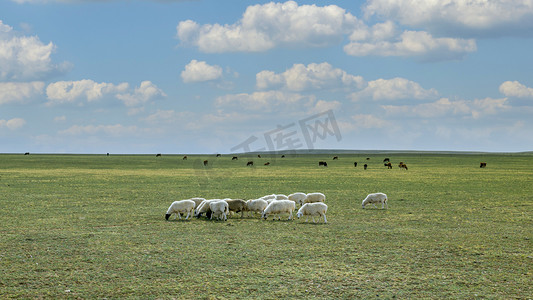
[190,197,206,208]
[304,192,326,205]
[362,192,388,209]
[195,199,220,218]
[296,202,328,223]
[261,194,276,201]
[165,199,196,220]
[225,199,247,218]
[245,199,268,217]
[210,200,229,221]
[262,200,296,220]
[288,192,307,206]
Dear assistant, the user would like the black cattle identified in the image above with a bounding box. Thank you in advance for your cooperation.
[203,160,208,166]
[24,152,30,155]
[319,161,328,167]
[156,153,162,157]
[232,156,238,160]
[258,155,261,158]
[264,162,270,166]
[480,162,487,168]
[383,158,390,162]
[216,154,221,157]
[364,164,368,170]
[183,155,188,160]
[247,161,254,166]
[333,156,339,160]
[384,162,392,169]
[354,162,358,167]
[399,162,408,170]
[281,155,285,158]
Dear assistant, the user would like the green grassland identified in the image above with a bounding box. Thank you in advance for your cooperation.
[0,153,531,299]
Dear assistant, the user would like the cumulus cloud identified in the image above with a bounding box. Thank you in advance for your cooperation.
[256,62,365,91]
[344,21,476,60]
[0,81,44,105]
[382,97,509,119]
[181,60,223,83]
[45,79,165,107]
[46,79,129,105]
[176,1,360,52]
[363,0,533,37]
[499,81,533,98]
[215,91,312,112]
[0,118,26,130]
[115,81,166,107]
[351,77,439,101]
[0,20,68,80]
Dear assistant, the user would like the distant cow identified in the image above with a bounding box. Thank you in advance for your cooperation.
[258,155,261,158]
[24,152,30,155]
[385,162,392,169]
[156,153,162,157]
[216,154,221,157]
[247,161,254,166]
[366,157,370,160]
[383,158,390,162]
[333,156,339,160]
[264,162,270,166]
[399,162,408,170]
[281,155,285,158]
[203,160,208,166]
[106,153,109,156]
[183,155,188,160]
[354,162,358,167]
[364,164,368,170]
[480,162,487,168]
[232,156,238,160]
[319,161,328,167]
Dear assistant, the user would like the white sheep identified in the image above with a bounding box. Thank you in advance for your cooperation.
[261,194,288,201]
[296,202,328,223]
[165,199,196,220]
[209,200,229,221]
[362,192,388,209]
[304,192,326,205]
[190,197,206,208]
[195,199,220,218]
[288,192,307,206]
[245,199,268,217]
[261,200,296,220]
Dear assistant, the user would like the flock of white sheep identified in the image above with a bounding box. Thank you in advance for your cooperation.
[165,192,389,223]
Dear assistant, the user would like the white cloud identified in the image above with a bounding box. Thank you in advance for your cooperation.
[256,62,365,91]
[0,81,44,105]
[181,60,223,83]
[345,22,476,60]
[215,91,312,112]
[46,80,165,107]
[0,20,68,80]
[59,124,140,136]
[382,97,509,119]
[351,114,390,129]
[351,77,439,101]
[0,118,26,130]
[363,0,533,37]
[499,81,533,98]
[115,80,166,107]
[176,1,360,53]
[46,79,129,105]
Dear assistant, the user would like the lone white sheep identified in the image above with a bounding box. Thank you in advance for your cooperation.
[261,200,296,220]
[288,192,307,206]
[210,200,229,221]
[245,199,268,217]
[296,202,328,223]
[362,192,388,209]
[165,199,196,220]
[304,192,326,205]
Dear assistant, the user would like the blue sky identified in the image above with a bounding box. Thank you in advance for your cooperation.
[1,0,532,154]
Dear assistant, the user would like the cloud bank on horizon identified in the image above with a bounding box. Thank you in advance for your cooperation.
[1,0,532,153]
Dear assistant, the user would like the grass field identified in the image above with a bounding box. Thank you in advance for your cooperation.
[0,152,531,299]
